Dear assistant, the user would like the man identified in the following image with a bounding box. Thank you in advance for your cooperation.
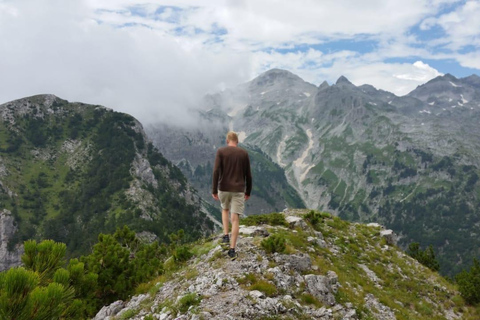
[212,131,252,260]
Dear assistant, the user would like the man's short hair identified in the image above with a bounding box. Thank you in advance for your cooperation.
[226,131,239,143]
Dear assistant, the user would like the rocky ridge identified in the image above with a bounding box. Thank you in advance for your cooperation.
[0,94,215,270]
[94,210,478,320]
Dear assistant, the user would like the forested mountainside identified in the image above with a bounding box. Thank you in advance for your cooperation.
[0,94,214,270]
[148,69,480,275]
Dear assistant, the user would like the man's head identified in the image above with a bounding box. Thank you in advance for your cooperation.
[226,131,239,146]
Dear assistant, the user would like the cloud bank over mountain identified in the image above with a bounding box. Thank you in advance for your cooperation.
[1,0,479,124]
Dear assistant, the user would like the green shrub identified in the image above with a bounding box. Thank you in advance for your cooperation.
[173,246,193,263]
[0,267,74,320]
[22,239,67,282]
[261,234,286,254]
[241,213,287,227]
[456,258,480,305]
[407,243,440,272]
[304,210,322,226]
[177,293,201,312]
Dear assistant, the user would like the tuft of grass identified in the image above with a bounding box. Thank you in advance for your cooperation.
[208,249,223,262]
[299,293,323,308]
[184,268,199,280]
[118,309,138,319]
[237,273,258,285]
[237,272,278,297]
[177,293,202,312]
[250,280,278,297]
[191,240,217,257]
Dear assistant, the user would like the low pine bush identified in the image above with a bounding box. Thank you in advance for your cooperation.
[173,245,193,263]
[261,234,286,254]
[456,258,480,305]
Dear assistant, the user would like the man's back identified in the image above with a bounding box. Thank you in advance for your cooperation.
[212,146,252,195]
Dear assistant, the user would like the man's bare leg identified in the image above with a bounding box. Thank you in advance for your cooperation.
[230,212,240,249]
[222,209,230,236]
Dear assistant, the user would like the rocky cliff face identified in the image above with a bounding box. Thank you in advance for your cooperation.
[148,70,480,275]
[0,94,215,267]
[93,210,479,320]
[0,209,23,271]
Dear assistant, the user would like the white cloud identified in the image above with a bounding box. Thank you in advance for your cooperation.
[0,0,251,125]
[420,0,480,50]
[0,0,476,125]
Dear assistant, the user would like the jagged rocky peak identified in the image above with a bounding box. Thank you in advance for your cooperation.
[408,72,480,103]
[334,75,355,88]
[462,73,480,87]
[442,73,458,82]
[318,80,330,90]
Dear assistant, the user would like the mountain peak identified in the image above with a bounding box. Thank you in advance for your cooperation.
[443,73,458,81]
[252,68,304,84]
[335,75,354,86]
[319,80,330,90]
[462,74,480,87]
[248,69,315,91]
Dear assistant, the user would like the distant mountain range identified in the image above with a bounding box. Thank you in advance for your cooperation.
[0,95,215,271]
[148,69,480,275]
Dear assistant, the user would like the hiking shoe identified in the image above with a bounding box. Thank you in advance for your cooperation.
[221,234,230,246]
[228,248,238,261]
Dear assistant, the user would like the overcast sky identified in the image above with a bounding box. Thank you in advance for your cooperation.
[1,0,479,124]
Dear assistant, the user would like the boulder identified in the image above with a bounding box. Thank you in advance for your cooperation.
[93,300,125,320]
[249,290,265,299]
[285,216,308,230]
[380,229,397,246]
[274,253,311,272]
[239,225,269,237]
[304,273,338,306]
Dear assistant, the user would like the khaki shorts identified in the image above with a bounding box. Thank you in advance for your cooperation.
[218,191,245,215]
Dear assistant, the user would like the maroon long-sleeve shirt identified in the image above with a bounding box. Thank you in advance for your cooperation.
[212,146,252,196]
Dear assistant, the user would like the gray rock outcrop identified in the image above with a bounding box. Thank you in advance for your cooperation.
[0,209,23,271]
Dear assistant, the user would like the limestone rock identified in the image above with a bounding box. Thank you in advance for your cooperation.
[285,215,308,229]
[364,293,396,320]
[304,273,338,306]
[380,229,397,246]
[249,290,265,299]
[0,209,23,272]
[274,253,311,272]
[93,300,125,320]
[239,225,269,237]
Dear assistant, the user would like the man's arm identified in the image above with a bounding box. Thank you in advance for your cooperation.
[212,149,221,198]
